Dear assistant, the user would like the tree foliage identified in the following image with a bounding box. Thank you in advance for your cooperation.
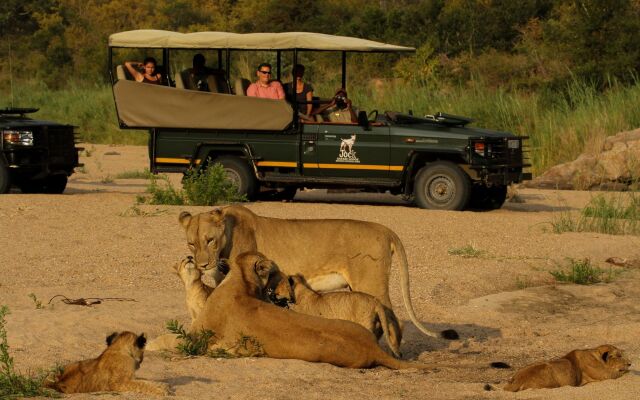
[1,0,639,89]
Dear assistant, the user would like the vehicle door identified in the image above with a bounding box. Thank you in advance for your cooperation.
[300,122,322,177]
[313,122,390,178]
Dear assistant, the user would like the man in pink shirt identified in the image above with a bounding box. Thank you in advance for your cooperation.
[246,63,285,100]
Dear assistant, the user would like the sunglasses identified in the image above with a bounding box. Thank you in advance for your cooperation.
[258,70,272,75]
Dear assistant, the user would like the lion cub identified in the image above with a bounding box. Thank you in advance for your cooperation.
[173,256,213,324]
[286,275,402,358]
[48,331,169,396]
[504,344,631,391]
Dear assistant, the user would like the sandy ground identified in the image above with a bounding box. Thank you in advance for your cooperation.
[1,144,639,400]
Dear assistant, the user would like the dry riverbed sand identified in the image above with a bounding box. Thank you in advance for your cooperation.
[1,144,639,399]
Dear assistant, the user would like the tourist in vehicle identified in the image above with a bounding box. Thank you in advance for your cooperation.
[283,64,314,121]
[247,63,285,100]
[314,88,357,123]
[124,57,162,85]
[190,53,212,91]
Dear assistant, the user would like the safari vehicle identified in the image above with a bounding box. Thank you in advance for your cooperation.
[0,107,81,194]
[108,30,531,210]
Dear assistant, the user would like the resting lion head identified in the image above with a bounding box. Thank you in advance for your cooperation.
[179,209,230,270]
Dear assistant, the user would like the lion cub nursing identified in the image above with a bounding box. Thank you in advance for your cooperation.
[47,331,169,396]
[504,344,631,391]
[190,252,434,369]
[285,275,403,358]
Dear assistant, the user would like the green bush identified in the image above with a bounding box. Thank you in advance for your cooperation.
[138,163,246,206]
[165,320,214,357]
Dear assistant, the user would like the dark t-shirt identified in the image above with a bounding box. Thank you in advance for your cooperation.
[284,82,314,114]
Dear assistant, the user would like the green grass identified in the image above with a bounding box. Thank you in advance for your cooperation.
[165,320,215,357]
[549,258,618,285]
[4,78,640,175]
[448,244,485,258]
[0,306,59,398]
[115,168,154,179]
[27,294,44,310]
[551,192,640,235]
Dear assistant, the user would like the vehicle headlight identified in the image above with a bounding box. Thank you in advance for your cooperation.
[2,130,34,146]
[507,139,520,149]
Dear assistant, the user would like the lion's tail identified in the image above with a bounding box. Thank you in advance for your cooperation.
[375,302,402,358]
[389,232,440,338]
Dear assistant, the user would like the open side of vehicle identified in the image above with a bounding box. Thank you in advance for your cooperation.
[108,30,531,210]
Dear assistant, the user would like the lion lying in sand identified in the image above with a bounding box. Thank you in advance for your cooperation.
[283,274,402,358]
[191,251,435,369]
[179,205,458,340]
[47,331,169,396]
[504,344,631,391]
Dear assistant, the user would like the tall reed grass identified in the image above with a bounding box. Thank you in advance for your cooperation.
[3,79,640,174]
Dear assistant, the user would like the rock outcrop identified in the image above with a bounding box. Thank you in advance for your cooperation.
[525,129,640,190]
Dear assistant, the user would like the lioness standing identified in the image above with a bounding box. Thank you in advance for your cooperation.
[47,331,169,396]
[179,205,455,339]
[286,275,402,358]
[504,344,631,391]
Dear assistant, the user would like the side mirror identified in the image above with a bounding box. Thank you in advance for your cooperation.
[357,111,370,130]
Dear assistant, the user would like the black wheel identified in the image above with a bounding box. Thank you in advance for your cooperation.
[216,156,258,200]
[469,185,507,211]
[0,163,10,194]
[413,161,471,210]
[44,175,68,194]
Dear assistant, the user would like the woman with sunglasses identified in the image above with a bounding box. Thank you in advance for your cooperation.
[246,63,285,99]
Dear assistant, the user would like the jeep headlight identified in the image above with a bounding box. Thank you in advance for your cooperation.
[507,139,520,149]
[2,130,34,146]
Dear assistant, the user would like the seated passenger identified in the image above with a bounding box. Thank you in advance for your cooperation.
[246,63,285,100]
[283,64,314,121]
[314,88,357,123]
[124,57,162,85]
[190,53,213,91]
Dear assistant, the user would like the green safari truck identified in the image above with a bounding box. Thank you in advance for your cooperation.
[108,30,530,210]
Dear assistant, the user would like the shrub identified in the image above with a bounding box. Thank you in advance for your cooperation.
[138,163,246,206]
[447,244,484,258]
[165,320,214,356]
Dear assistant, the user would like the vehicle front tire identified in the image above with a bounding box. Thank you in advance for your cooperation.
[44,174,68,194]
[413,161,471,210]
[469,184,507,211]
[216,156,258,200]
[0,163,10,194]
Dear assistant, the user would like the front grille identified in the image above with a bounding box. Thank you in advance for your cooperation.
[470,137,529,167]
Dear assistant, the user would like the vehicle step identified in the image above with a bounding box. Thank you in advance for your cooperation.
[260,173,400,187]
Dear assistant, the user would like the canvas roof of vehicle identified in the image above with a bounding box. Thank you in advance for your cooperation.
[108,30,415,53]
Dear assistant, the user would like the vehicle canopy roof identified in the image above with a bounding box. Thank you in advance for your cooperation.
[108,30,415,53]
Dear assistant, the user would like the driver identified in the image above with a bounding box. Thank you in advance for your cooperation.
[314,88,357,123]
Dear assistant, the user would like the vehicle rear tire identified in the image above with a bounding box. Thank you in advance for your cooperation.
[469,184,507,210]
[215,156,258,200]
[44,174,68,194]
[0,163,10,194]
[413,161,471,210]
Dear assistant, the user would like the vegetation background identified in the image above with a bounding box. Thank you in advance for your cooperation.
[2,0,640,174]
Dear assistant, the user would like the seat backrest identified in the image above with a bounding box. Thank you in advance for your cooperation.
[234,78,251,96]
[116,65,130,81]
[181,68,195,90]
[174,71,185,89]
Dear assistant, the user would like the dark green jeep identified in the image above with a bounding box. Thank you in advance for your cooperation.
[0,107,81,194]
[108,30,530,210]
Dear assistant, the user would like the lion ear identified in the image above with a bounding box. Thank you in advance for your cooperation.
[106,332,119,346]
[210,208,224,222]
[254,260,274,279]
[136,333,147,349]
[178,211,192,229]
